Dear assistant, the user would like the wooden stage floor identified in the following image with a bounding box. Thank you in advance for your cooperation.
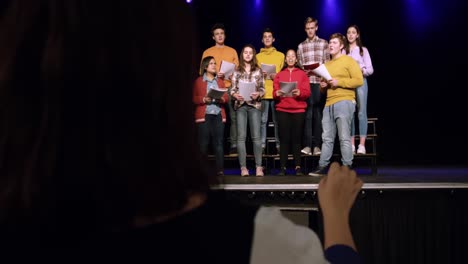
[214,166,468,191]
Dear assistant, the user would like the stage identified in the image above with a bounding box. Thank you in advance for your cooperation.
[213,166,468,264]
[215,166,468,191]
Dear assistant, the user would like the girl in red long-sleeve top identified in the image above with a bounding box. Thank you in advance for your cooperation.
[273,49,311,176]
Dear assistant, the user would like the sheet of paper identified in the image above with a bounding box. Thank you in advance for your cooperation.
[238,80,257,100]
[207,87,228,99]
[261,63,276,79]
[312,64,332,81]
[280,81,297,97]
[219,60,236,78]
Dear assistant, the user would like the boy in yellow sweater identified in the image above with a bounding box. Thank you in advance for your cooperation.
[309,33,363,176]
[256,28,284,154]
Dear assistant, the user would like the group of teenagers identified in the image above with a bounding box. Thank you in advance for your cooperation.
[194,17,374,177]
[0,1,365,262]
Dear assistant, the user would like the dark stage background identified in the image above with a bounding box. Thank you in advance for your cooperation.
[189,0,467,167]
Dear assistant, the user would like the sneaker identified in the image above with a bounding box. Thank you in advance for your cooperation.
[308,166,328,177]
[313,147,321,155]
[295,166,304,176]
[256,167,264,177]
[278,167,286,176]
[352,145,356,154]
[301,147,312,155]
[357,144,366,154]
[240,167,249,177]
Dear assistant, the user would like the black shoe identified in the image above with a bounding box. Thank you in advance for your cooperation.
[278,167,286,176]
[308,166,328,177]
[295,166,304,176]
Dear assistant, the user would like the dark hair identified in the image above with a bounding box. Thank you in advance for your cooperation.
[262,27,274,37]
[200,56,215,75]
[0,0,213,236]
[281,49,301,70]
[345,24,364,56]
[211,23,225,36]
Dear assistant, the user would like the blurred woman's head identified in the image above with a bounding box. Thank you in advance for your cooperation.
[0,0,213,236]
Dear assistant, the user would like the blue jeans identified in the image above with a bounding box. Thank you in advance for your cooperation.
[197,114,225,171]
[351,78,368,137]
[319,100,355,167]
[261,99,279,148]
[236,105,262,168]
[227,87,237,148]
[303,83,325,149]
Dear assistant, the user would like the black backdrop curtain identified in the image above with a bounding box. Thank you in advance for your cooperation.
[315,189,468,264]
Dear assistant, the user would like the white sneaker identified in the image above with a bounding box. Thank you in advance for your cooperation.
[352,145,356,154]
[313,147,321,155]
[357,144,366,154]
[301,147,312,155]
[256,166,264,177]
[241,167,249,177]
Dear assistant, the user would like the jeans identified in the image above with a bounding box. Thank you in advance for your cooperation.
[261,99,279,148]
[227,87,237,148]
[197,114,225,171]
[236,105,262,168]
[303,83,325,148]
[319,100,355,167]
[351,78,368,137]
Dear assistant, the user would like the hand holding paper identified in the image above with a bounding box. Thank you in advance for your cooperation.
[261,63,276,80]
[311,64,332,81]
[238,80,256,100]
[207,87,228,99]
[279,81,297,97]
[219,60,235,79]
